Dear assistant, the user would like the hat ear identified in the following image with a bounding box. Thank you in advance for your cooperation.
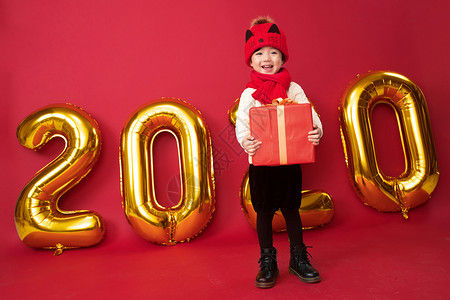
[245,29,254,42]
[268,24,281,34]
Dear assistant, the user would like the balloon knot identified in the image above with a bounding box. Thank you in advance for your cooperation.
[401,210,409,220]
[54,243,65,256]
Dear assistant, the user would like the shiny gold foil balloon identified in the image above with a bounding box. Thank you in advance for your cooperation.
[240,169,334,230]
[120,98,215,245]
[229,99,334,230]
[228,98,239,126]
[15,104,104,255]
[339,71,439,219]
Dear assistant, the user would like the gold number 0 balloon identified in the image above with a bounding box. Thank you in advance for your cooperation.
[229,99,334,230]
[15,104,104,255]
[339,71,439,219]
[120,98,215,245]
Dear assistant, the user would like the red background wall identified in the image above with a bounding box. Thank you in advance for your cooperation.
[1,0,449,298]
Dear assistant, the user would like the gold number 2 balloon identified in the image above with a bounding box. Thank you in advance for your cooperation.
[120,98,215,245]
[15,104,104,255]
[339,71,439,219]
[229,99,334,230]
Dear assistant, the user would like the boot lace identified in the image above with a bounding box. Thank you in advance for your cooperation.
[258,252,277,269]
[292,245,313,264]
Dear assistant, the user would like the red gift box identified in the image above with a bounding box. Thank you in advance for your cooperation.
[249,102,315,166]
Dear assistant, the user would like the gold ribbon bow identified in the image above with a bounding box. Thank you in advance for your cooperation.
[271,98,294,105]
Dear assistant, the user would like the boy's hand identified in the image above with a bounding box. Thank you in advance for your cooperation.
[308,124,322,146]
[242,136,262,156]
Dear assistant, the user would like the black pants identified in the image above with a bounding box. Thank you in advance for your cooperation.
[249,164,304,249]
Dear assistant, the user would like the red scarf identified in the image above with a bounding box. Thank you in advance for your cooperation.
[246,68,292,105]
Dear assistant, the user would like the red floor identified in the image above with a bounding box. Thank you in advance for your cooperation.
[2,199,449,300]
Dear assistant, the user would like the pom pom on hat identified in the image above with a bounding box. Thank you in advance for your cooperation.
[250,16,275,26]
[245,17,289,66]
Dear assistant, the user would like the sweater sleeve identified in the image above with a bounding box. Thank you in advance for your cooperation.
[235,88,258,148]
[288,82,324,138]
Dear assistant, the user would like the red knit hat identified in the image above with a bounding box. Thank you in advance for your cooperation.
[245,21,289,66]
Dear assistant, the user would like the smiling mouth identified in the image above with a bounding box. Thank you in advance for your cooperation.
[262,65,273,71]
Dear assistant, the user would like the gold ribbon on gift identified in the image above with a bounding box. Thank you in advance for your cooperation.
[272,98,294,165]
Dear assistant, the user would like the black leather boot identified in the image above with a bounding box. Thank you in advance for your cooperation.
[289,244,321,283]
[255,247,279,288]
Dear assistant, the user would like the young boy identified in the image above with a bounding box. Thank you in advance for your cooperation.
[235,17,323,288]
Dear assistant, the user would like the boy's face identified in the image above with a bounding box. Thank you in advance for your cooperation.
[250,46,284,75]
